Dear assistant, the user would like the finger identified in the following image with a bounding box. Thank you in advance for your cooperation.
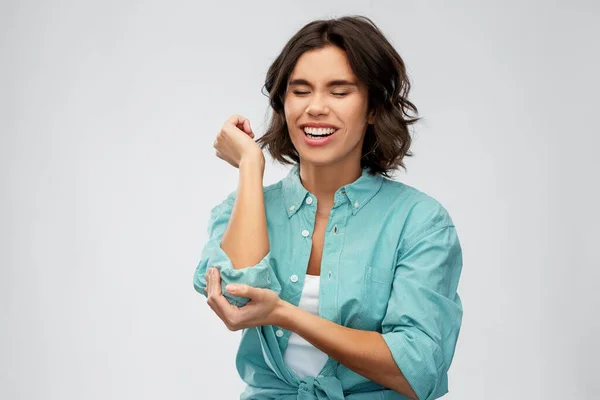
[206,270,222,311]
[205,269,212,297]
[207,270,237,324]
[226,114,249,129]
[210,269,239,309]
[212,268,222,293]
[208,268,224,301]
[226,115,253,137]
[235,121,251,136]
[242,119,253,136]
[222,121,248,139]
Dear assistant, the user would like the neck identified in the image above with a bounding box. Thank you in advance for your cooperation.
[298,158,362,211]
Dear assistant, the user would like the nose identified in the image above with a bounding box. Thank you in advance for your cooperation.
[306,94,329,116]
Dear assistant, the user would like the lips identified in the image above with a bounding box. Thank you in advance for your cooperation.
[300,123,340,130]
[300,127,339,147]
[303,128,338,138]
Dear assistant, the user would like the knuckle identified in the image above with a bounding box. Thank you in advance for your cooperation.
[228,114,245,125]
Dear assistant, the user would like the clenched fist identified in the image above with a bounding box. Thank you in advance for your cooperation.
[213,115,264,168]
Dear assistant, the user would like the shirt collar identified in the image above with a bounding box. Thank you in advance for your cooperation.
[282,164,384,218]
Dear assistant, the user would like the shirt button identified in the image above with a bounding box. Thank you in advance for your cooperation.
[333,225,338,234]
[276,329,284,337]
[290,274,298,283]
[318,374,324,378]
[305,197,313,205]
[289,205,296,211]
[341,189,346,194]
[354,201,359,208]
[301,229,309,237]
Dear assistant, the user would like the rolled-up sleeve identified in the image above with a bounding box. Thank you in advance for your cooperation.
[380,219,463,400]
[192,192,282,307]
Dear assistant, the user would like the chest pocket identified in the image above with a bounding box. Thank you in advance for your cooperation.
[355,265,395,331]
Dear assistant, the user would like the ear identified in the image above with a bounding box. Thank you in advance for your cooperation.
[367,109,376,125]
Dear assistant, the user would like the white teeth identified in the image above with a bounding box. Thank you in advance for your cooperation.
[303,127,336,136]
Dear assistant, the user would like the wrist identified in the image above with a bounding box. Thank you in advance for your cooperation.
[272,298,294,328]
[239,151,265,172]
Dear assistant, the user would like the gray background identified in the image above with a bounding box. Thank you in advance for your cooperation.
[2,1,599,399]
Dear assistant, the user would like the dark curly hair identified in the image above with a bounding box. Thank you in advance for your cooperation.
[257,15,421,178]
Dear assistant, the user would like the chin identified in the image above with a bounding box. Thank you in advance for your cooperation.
[298,152,343,167]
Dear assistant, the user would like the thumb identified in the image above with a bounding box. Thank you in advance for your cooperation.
[226,283,255,298]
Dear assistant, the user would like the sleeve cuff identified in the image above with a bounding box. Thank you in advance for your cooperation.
[380,331,448,400]
[193,241,282,307]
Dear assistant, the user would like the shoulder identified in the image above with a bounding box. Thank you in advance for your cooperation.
[381,178,453,222]
[379,178,455,248]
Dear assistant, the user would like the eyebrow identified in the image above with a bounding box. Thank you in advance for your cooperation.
[288,78,358,88]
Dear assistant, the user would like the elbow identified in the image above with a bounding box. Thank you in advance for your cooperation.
[383,329,451,400]
[220,242,269,271]
[387,368,420,400]
[411,337,449,400]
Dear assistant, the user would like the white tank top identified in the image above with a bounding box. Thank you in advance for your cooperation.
[283,274,329,379]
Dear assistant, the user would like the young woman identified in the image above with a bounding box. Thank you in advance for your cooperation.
[194,15,463,400]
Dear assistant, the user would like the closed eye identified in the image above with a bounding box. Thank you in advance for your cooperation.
[292,91,349,97]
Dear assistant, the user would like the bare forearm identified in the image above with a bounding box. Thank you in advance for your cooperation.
[220,154,269,270]
[274,301,418,399]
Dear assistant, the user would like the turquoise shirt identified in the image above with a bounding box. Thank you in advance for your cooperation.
[193,164,463,400]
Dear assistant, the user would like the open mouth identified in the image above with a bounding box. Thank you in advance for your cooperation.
[303,127,338,139]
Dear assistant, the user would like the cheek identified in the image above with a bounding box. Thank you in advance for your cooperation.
[284,97,304,115]
[284,99,306,127]
[339,104,369,139]
[346,100,370,126]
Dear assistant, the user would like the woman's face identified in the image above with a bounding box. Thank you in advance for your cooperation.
[284,45,374,168]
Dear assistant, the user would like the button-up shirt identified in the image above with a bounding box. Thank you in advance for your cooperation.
[193,164,463,400]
